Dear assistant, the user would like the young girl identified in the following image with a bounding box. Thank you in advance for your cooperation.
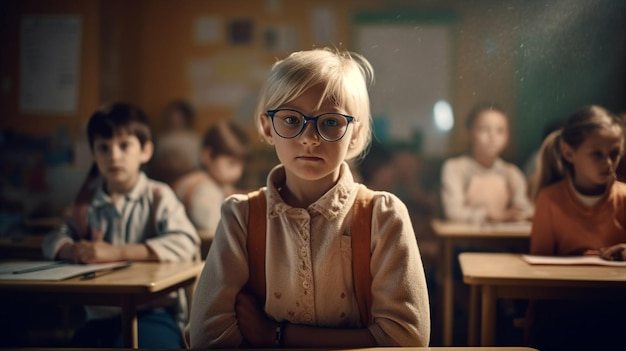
[527,105,626,351]
[173,120,249,240]
[187,48,430,348]
[441,103,534,223]
[43,103,199,348]
[530,105,626,258]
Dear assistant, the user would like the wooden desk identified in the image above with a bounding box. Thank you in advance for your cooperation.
[0,234,46,259]
[0,261,203,348]
[460,253,626,346]
[24,348,539,351]
[432,220,531,346]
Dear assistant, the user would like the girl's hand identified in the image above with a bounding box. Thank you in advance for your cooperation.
[235,291,276,347]
[74,237,123,264]
[599,244,626,261]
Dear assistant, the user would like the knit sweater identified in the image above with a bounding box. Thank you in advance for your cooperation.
[530,179,626,256]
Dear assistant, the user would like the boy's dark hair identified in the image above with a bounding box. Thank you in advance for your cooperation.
[202,120,249,158]
[357,140,393,184]
[465,102,507,129]
[87,102,152,149]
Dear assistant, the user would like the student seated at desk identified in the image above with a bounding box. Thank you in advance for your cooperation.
[529,105,626,351]
[187,48,430,348]
[173,120,249,242]
[441,103,534,223]
[42,103,200,349]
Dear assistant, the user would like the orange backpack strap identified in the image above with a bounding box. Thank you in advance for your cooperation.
[352,185,375,326]
[246,189,267,302]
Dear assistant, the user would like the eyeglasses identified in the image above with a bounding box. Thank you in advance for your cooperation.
[266,109,355,142]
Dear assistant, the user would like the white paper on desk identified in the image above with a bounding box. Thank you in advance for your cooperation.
[522,254,626,267]
[0,262,131,281]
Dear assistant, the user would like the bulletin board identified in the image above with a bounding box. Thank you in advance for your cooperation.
[353,11,457,156]
[20,15,82,114]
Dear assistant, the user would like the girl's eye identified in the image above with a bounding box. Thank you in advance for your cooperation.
[284,116,301,125]
[591,151,603,159]
[120,142,129,150]
[610,150,620,161]
[322,118,339,127]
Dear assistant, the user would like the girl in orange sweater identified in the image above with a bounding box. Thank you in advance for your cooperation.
[529,105,626,351]
[531,105,626,259]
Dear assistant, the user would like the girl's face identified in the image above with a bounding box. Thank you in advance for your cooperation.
[562,128,623,192]
[260,85,356,188]
[203,151,244,186]
[470,110,509,160]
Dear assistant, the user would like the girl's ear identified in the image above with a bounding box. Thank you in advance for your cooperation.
[260,114,274,145]
[560,139,575,164]
[140,141,154,164]
[349,122,361,149]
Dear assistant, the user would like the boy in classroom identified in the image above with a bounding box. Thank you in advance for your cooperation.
[42,102,200,348]
[441,103,534,223]
[187,48,430,348]
[173,120,250,241]
[529,105,626,351]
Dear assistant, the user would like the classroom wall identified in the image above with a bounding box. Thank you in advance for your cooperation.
[1,0,625,164]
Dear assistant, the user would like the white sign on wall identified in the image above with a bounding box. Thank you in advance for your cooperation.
[20,16,82,114]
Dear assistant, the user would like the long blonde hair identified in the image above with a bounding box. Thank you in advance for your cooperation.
[254,47,374,160]
[531,105,624,199]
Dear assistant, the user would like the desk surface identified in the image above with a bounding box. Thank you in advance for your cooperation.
[25,348,538,351]
[0,261,204,294]
[460,253,626,286]
[432,220,531,238]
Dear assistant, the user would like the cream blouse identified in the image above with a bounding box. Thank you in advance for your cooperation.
[187,162,430,348]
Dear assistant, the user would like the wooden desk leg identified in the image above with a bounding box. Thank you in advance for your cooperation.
[121,296,138,348]
[442,238,453,346]
[480,285,496,346]
[468,284,480,346]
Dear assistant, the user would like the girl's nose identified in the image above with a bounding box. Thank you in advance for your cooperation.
[300,122,320,145]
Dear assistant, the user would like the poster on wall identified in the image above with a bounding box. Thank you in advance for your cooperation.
[20,16,82,114]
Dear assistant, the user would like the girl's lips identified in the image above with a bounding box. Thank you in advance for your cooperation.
[297,156,323,161]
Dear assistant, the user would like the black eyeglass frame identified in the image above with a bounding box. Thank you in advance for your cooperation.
[266,109,355,142]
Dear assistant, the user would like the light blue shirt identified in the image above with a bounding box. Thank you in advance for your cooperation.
[43,172,200,321]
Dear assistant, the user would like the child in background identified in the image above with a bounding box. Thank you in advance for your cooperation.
[528,105,626,351]
[149,100,201,185]
[530,105,626,257]
[441,103,534,223]
[173,120,249,240]
[43,103,200,348]
[187,48,430,348]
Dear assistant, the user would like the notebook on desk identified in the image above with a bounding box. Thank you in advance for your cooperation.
[522,254,626,267]
[0,261,132,281]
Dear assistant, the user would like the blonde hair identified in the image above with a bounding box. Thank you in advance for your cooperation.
[254,47,374,160]
[531,105,624,199]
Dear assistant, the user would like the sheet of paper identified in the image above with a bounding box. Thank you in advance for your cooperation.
[0,261,131,281]
[522,254,626,267]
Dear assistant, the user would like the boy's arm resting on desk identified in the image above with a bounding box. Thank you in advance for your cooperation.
[42,222,77,260]
[145,184,200,262]
[440,159,488,223]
